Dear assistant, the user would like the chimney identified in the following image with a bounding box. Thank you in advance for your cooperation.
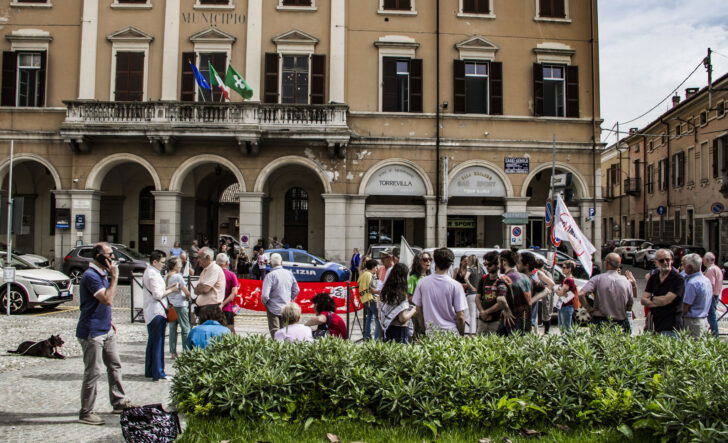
[672,94,681,107]
[629,127,638,135]
[685,87,699,99]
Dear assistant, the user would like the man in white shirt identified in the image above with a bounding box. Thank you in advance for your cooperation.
[413,248,467,336]
[261,253,300,337]
[194,247,226,308]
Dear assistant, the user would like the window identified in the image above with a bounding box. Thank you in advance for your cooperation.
[700,141,709,181]
[14,0,49,3]
[658,158,668,191]
[263,53,325,104]
[533,63,578,117]
[671,151,684,187]
[662,133,668,145]
[282,0,312,5]
[382,0,411,10]
[700,110,707,126]
[382,57,422,112]
[646,163,654,194]
[648,139,655,151]
[1,51,46,107]
[687,147,694,184]
[538,0,565,18]
[713,135,728,179]
[180,52,227,101]
[675,124,682,137]
[453,60,502,114]
[116,0,147,3]
[198,0,229,4]
[114,52,144,101]
[461,0,490,14]
[675,210,681,242]
[717,101,725,118]
[633,159,641,180]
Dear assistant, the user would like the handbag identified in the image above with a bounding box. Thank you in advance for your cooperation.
[313,312,333,339]
[120,403,181,443]
[166,305,178,323]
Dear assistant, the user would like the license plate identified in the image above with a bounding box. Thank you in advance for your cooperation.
[60,291,70,298]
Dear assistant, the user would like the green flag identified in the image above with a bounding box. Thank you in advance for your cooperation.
[224,64,254,100]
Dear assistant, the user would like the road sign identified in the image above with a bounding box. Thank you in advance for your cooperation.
[510,225,524,246]
[545,199,554,227]
[240,233,250,248]
[711,202,725,214]
[3,267,15,283]
[588,207,596,217]
[656,205,667,216]
[75,214,85,230]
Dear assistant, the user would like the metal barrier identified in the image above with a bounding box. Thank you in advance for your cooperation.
[131,272,200,324]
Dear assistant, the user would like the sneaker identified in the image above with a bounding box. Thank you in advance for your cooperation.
[112,400,137,414]
[79,413,105,425]
[153,375,173,382]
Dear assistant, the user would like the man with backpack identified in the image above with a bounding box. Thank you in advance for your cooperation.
[479,250,532,335]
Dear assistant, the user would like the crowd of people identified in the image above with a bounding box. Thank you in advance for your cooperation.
[73,239,723,425]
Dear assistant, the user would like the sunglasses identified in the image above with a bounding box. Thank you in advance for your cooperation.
[421,257,432,262]
[657,258,671,263]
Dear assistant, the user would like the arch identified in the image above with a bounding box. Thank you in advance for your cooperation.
[358,158,434,196]
[254,155,332,194]
[447,159,513,198]
[519,161,590,199]
[86,153,162,191]
[169,154,246,193]
[0,153,62,190]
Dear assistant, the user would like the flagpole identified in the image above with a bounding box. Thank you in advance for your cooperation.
[6,140,14,316]
[549,134,557,283]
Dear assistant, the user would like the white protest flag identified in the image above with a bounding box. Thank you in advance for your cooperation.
[553,195,597,277]
[399,236,416,272]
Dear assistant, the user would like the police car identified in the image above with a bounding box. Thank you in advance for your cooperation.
[266,249,350,282]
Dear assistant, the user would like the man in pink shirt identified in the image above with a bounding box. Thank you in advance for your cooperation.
[217,253,240,334]
[703,252,723,338]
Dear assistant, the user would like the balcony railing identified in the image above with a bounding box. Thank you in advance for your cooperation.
[63,101,349,128]
[624,178,641,196]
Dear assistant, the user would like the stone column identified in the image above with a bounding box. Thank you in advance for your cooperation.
[238,192,265,253]
[424,196,437,248]
[329,0,346,103]
[160,0,181,100]
[61,190,102,249]
[78,0,99,99]
[152,191,181,253]
[322,194,347,263]
[245,0,263,101]
[504,197,529,248]
[52,191,72,269]
[346,195,366,253]
[437,200,448,248]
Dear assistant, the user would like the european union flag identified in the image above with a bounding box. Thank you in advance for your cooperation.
[188,60,211,90]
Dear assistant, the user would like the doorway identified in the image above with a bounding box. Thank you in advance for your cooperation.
[284,187,309,250]
[706,219,720,258]
[527,218,545,249]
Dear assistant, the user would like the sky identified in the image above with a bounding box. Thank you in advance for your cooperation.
[598,0,728,146]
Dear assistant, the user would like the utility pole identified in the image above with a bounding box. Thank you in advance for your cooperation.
[5,140,14,316]
[705,47,713,109]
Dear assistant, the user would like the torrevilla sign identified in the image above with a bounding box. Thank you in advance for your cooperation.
[449,166,507,197]
[364,166,426,196]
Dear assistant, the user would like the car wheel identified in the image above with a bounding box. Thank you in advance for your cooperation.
[0,285,28,315]
[69,268,84,285]
[321,272,337,283]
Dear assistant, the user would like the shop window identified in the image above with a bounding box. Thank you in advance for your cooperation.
[382,57,422,112]
[453,60,502,114]
[114,52,144,101]
[263,53,325,104]
[1,51,47,107]
[533,63,578,117]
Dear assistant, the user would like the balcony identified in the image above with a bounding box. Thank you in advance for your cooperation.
[624,178,641,196]
[59,101,350,156]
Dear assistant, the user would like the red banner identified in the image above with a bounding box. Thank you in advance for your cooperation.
[234,279,362,314]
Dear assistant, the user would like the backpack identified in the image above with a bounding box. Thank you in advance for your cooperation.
[312,312,333,339]
[120,403,181,443]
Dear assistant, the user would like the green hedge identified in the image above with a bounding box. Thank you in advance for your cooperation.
[172,332,728,441]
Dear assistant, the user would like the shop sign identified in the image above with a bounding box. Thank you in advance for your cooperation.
[504,157,529,174]
[449,166,507,197]
[364,165,427,196]
[447,218,476,229]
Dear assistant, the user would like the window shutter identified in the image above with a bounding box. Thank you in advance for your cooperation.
[310,54,325,104]
[453,60,465,114]
[38,50,47,107]
[382,57,397,112]
[565,65,579,118]
[679,152,685,186]
[409,58,423,113]
[489,61,503,115]
[264,52,279,104]
[533,63,543,116]
[553,0,565,17]
[115,52,128,101]
[180,51,195,101]
[210,53,227,101]
[1,51,17,107]
[539,0,552,17]
[462,0,475,12]
[714,139,721,178]
[128,52,144,101]
[383,0,397,8]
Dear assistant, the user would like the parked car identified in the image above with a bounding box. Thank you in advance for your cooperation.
[0,243,50,268]
[266,248,350,282]
[526,248,601,279]
[0,252,72,314]
[601,239,620,257]
[634,242,671,269]
[613,239,646,264]
[63,244,148,284]
[670,245,707,264]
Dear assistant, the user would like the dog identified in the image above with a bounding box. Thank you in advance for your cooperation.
[8,334,66,359]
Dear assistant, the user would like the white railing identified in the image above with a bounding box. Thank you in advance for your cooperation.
[63,101,348,128]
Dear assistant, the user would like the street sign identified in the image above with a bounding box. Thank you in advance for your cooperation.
[711,202,725,214]
[504,157,529,174]
[552,173,568,187]
[510,225,524,246]
[55,208,70,229]
[545,199,554,227]
[75,214,85,230]
[240,233,250,248]
[656,205,667,216]
[3,267,15,283]
[588,207,596,217]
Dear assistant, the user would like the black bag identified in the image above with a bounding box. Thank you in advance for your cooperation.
[120,403,181,443]
[312,312,333,339]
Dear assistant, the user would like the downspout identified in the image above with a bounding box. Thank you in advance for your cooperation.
[589,0,597,246]
[642,135,647,238]
[435,0,441,246]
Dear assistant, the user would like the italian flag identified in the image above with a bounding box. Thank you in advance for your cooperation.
[208,62,230,101]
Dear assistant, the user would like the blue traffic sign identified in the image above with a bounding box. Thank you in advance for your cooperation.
[711,202,725,214]
[545,200,554,226]
[656,205,667,216]
[512,226,522,237]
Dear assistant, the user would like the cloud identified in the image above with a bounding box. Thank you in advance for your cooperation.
[599,0,728,142]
